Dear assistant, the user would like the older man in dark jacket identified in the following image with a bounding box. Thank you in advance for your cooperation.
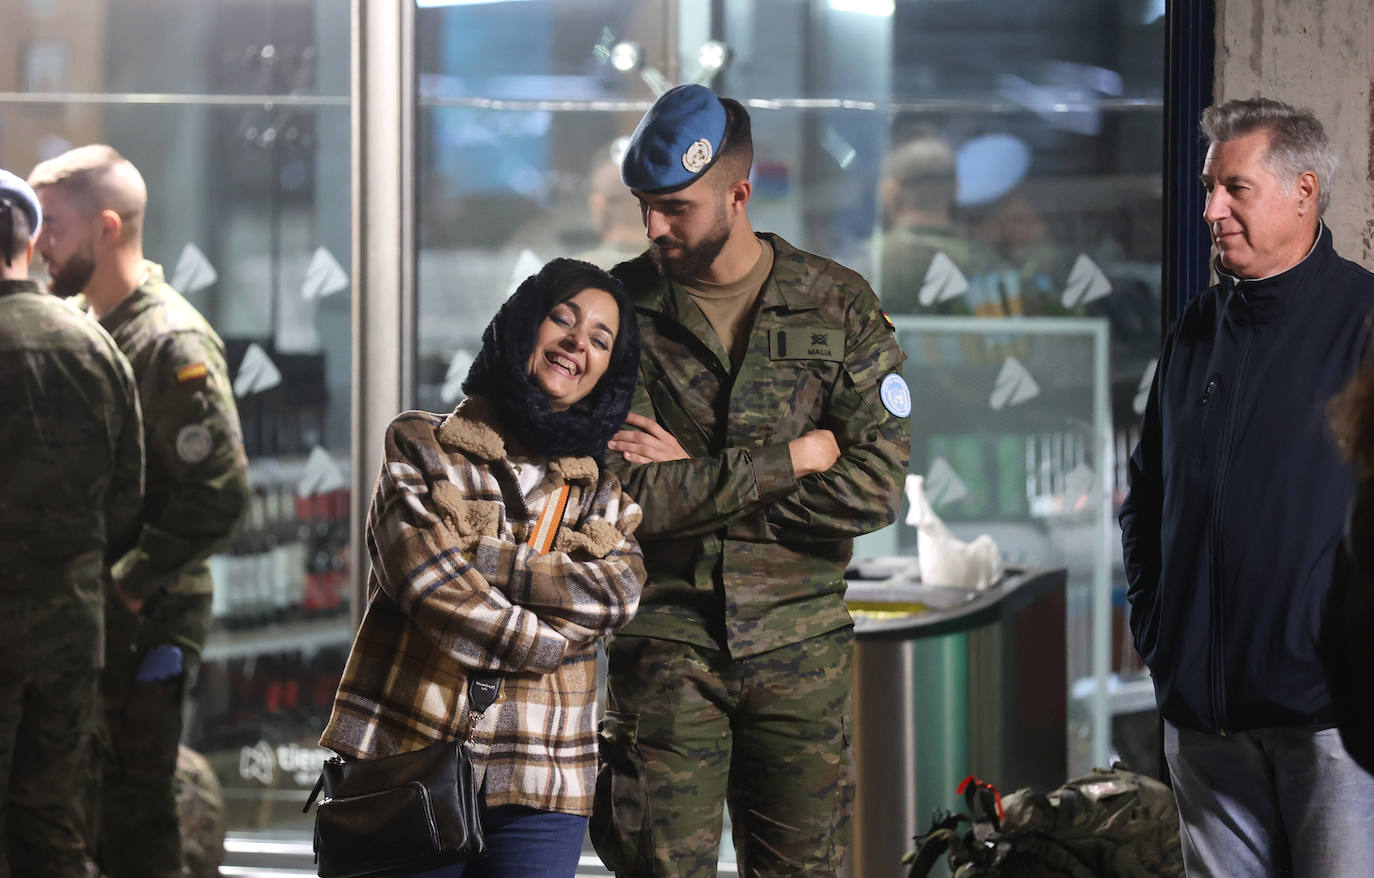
[1120,98,1374,876]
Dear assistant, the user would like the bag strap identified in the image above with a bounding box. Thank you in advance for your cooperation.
[303,772,326,813]
[906,826,961,878]
[526,484,571,555]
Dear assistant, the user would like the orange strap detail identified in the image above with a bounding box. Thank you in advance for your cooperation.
[526,484,571,555]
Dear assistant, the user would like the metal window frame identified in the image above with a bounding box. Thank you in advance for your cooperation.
[350,0,418,623]
[1163,0,1216,328]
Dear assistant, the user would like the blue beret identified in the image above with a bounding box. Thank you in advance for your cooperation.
[622,84,728,194]
[0,169,41,239]
[955,134,1030,207]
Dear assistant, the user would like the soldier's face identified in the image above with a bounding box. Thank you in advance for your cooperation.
[526,287,620,412]
[34,187,98,297]
[634,180,732,283]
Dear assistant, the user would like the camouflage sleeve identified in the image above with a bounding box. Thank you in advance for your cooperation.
[103,340,145,554]
[605,379,797,540]
[766,291,911,541]
[111,330,250,602]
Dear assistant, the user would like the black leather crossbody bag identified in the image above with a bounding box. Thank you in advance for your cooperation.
[304,673,502,878]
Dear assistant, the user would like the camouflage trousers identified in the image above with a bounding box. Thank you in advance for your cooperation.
[90,591,211,878]
[592,627,855,878]
[0,662,98,878]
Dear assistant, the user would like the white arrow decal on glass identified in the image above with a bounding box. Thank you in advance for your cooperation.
[990,356,1041,410]
[1061,253,1112,308]
[302,247,349,300]
[1133,359,1158,416]
[171,243,217,294]
[919,251,970,307]
[297,446,346,498]
[233,342,283,397]
[925,456,970,508]
[440,348,475,404]
[506,249,545,300]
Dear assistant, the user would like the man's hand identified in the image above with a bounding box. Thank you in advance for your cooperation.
[608,412,689,464]
[789,429,840,477]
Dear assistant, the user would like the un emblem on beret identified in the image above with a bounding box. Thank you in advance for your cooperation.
[682,138,713,173]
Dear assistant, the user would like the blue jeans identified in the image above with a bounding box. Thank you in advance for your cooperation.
[403,805,588,878]
[1163,721,1374,877]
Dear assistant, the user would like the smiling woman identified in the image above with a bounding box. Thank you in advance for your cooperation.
[527,287,621,412]
[316,257,645,877]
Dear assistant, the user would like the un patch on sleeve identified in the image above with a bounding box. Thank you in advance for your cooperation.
[880,373,911,418]
[176,423,213,464]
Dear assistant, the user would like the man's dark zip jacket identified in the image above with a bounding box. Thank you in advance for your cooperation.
[1120,223,1374,733]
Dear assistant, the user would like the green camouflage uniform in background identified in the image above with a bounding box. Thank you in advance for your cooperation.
[0,278,144,878]
[93,261,249,878]
[875,222,1018,319]
[593,234,911,877]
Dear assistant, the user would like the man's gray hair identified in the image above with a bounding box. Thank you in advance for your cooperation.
[1200,98,1337,214]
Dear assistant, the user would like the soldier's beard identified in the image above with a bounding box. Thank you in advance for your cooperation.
[651,207,731,283]
[48,250,96,298]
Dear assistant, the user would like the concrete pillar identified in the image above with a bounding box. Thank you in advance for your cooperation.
[1214,0,1374,269]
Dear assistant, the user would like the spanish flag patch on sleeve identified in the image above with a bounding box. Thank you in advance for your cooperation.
[176,362,208,383]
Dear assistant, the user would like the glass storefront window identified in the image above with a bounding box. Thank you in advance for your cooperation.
[413,2,1164,856]
[2,0,1165,870]
[0,0,353,847]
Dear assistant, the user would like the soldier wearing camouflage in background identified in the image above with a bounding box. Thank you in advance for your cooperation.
[591,86,911,878]
[0,169,144,878]
[28,146,249,878]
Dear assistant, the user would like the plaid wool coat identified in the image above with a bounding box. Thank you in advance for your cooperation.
[319,395,645,815]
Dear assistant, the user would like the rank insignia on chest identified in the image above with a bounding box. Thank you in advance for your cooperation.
[768,327,842,362]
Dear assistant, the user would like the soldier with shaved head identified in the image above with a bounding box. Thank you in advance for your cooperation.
[29,145,249,878]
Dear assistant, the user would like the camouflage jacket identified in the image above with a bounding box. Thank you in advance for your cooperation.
[0,278,144,669]
[99,261,249,607]
[608,233,911,658]
[321,397,644,815]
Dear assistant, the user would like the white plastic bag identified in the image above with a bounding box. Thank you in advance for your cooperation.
[904,474,1004,590]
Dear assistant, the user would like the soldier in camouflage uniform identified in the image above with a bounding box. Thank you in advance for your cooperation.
[29,146,250,878]
[873,135,1019,320]
[0,170,144,878]
[591,86,911,878]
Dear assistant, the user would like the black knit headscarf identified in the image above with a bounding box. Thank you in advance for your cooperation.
[462,257,640,460]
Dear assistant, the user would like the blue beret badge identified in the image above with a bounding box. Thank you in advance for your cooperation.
[880,373,911,418]
[683,138,713,173]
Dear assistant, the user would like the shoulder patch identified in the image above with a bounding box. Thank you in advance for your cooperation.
[176,424,213,464]
[176,362,208,383]
[880,373,911,418]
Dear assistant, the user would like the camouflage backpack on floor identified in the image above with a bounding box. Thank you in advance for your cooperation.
[905,763,1185,878]
[176,745,226,878]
